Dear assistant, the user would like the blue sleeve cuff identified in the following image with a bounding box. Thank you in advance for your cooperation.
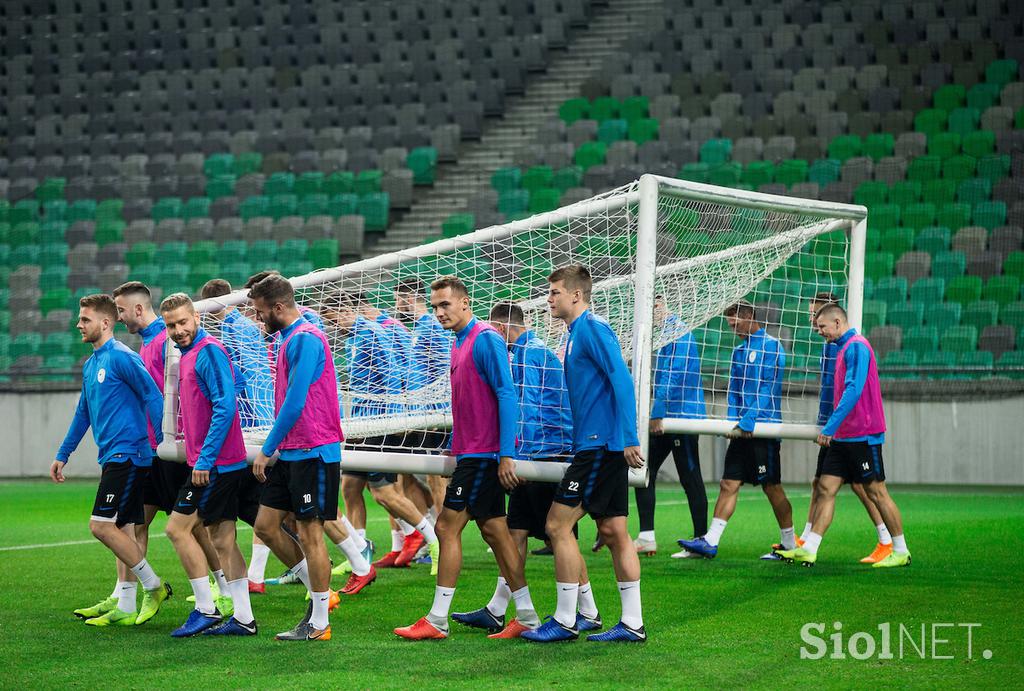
[738,417,756,432]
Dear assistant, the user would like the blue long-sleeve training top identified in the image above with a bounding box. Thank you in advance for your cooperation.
[821,328,885,444]
[57,337,163,466]
[177,329,248,473]
[347,315,403,417]
[563,310,640,452]
[220,308,275,427]
[727,328,785,433]
[376,312,413,384]
[407,313,452,411]
[816,340,840,426]
[511,329,573,459]
[650,315,707,420]
[455,317,518,459]
[261,317,340,462]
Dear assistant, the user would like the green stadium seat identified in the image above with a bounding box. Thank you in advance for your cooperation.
[873,276,908,306]
[957,177,992,205]
[908,155,942,182]
[928,302,962,329]
[188,262,221,292]
[528,188,561,214]
[700,139,732,165]
[967,82,1001,111]
[279,239,308,264]
[186,241,217,268]
[986,59,1019,86]
[984,276,1021,306]
[996,351,1024,379]
[628,118,659,145]
[492,167,522,192]
[775,159,809,186]
[269,194,297,220]
[298,194,328,219]
[1003,252,1024,282]
[903,325,939,356]
[940,325,978,352]
[828,135,862,161]
[442,213,475,238]
[962,130,996,159]
[807,158,840,186]
[10,332,42,360]
[901,203,936,230]
[946,275,983,305]
[879,227,915,255]
[709,162,742,187]
[203,153,234,177]
[590,96,620,122]
[40,264,68,287]
[741,161,775,188]
[151,197,182,222]
[40,332,73,358]
[972,201,1006,229]
[880,350,918,379]
[947,108,980,136]
[221,262,251,287]
[957,351,994,378]
[39,288,72,315]
[264,172,295,196]
[552,166,583,192]
[999,301,1024,331]
[942,155,977,183]
[679,162,710,183]
[621,96,650,122]
[219,240,248,266]
[9,222,38,248]
[355,170,383,195]
[42,200,68,223]
[36,178,65,202]
[9,244,40,268]
[574,141,607,169]
[128,263,159,286]
[936,202,971,230]
[863,133,894,161]
[855,181,889,207]
[911,276,947,305]
[558,98,590,124]
[249,240,277,266]
[39,221,67,244]
[206,175,236,199]
[358,193,390,231]
[67,199,97,222]
[889,181,921,208]
[930,247,966,278]
[11,200,39,225]
[408,147,438,185]
[498,189,529,216]
[324,171,355,196]
[294,172,325,197]
[870,203,901,230]
[94,220,124,246]
[862,300,888,332]
[327,194,359,217]
[928,132,961,159]
[0,202,8,225]
[233,152,262,176]
[976,153,1011,181]
[521,166,554,192]
[156,241,188,266]
[39,242,67,266]
[921,179,956,205]
[865,252,894,281]
[914,109,948,136]
[309,238,339,269]
[920,351,958,379]
[962,300,999,331]
[239,196,269,221]
[933,84,966,112]
[181,197,210,220]
[887,302,924,330]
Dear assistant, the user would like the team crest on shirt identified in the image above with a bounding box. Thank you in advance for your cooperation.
[97,368,106,383]
[567,341,573,356]
[748,351,757,363]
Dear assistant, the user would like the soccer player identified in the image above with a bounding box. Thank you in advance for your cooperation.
[678,301,797,560]
[451,301,600,636]
[51,294,171,626]
[791,292,893,564]
[523,265,646,643]
[394,276,541,640]
[633,294,708,558]
[323,295,439,573]
[159,293,258,636]
[249,274,342,641]
[776,304,911,568]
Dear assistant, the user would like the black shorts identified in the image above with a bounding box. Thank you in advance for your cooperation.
[507,473,579,540]
[173,467,248,526]
[260,457,340,521]
[820,441,886,484]
[444,456,505,520]
[143,456,191,514]
[553,448,629,519]
[722,438,782,486]
[814,446,827,479]
[237,469,263,527]
[92,459,148,528]
[341,469,398,488]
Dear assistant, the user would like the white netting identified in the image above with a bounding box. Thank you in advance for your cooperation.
[180,176,859,455]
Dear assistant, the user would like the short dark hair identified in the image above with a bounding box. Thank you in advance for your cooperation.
[810,291,840,306]
[248,274,295,306]
[430,275,469,298]
[488,301,525,327]
[201,279,232,299]
[79,293,118,321]
[159,292,195,314]
[244,270,280,289]
[112,281,152,301]
[815,302,847,322]
[395,278,426,298]
[548,264,592,300]
[724,300,756,319]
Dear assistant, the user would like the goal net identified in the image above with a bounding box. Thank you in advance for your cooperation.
[159,175,867,483]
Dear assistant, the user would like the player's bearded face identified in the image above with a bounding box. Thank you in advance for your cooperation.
[252,297,285,333]
[164,306,199,348]
[77,308,105,343]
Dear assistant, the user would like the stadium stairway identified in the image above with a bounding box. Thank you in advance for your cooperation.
[369,0,663,255]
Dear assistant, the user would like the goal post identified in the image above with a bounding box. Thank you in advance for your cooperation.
[158,174,866,483]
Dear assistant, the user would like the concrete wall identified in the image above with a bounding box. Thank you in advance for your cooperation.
[4,391,1023,485]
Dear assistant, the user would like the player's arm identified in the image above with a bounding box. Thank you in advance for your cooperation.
[118,351,164,446]
[473,330,520,487]
[737,343,776,434]
[820,342,870,439]
[588,323,643,464]
[816,345,835,426]
[649,340,675,426]
[261,333,324,457]
[193,346,239,477]
[53,387,91,480]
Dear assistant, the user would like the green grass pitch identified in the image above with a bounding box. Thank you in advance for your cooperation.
[1,479,1021,689]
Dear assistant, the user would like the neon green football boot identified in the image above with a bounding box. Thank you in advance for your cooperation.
[74,596,118,619]
[136,582,173,625]
[85,608,138,626]
[331,559,354,577]
[215,595,234,617]
[872,551,911,568]
[429,540,440,576]
[775,546,817,566]
[186,576,220,603]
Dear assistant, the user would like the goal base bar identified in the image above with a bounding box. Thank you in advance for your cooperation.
[158,442,649,487]
[660,418,822,440]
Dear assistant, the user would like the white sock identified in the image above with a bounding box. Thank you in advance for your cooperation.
[802,522,813,541]
[337,536,371,576]
[357,528,367,540]
[310,590,330,630]
[427,586,455,629]
[291,558,312,592]
[511,586,540,627]
[248,543,271,583]
[779,526,796,550]
[876,522,893,545]
[109,581,122,599]
[427,506,438,525]
[704,517,727,547]
[341,516,367,551]
[415,517,437,545]
[554,582,578,628]
[391,530,404,552]
[618,580,643,629]
[129,559,161,591]
[212,569,230,598]
[892,534,909,554]
[228,578,254,624]
[637,530,655,543]
[398,519,415,537]
[577,581,598,619]
[116,581,137,613]
[803,531,823,554]
[486,577,511,617]
[189,576,216,614]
